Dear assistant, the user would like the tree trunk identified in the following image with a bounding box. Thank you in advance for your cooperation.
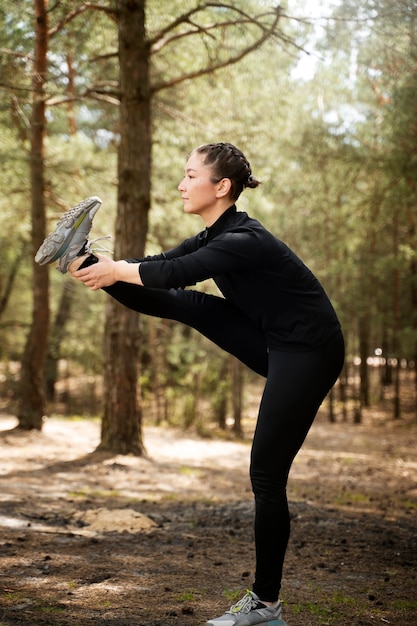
[0,240,26,319]
[99,0,149,454]
[412,319,417,424]
[212,358,229,430]
[358,315,370,410]
[17,0,49,430]
[339,357,348,422]
[407,210,417,422]
[392,209,401,420]
[393,357,401,420]
[66,49,77,135]
[328,387,336,423]
[45,280,74,402]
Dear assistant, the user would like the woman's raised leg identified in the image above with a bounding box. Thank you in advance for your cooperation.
[104,280,269,377]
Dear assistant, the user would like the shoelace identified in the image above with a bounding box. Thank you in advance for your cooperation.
[86,235,113,255]
[227,591,258,615]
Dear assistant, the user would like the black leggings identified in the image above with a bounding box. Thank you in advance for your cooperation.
[98,277,345,600]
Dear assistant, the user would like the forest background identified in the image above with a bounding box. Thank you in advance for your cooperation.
[1,0,417,453]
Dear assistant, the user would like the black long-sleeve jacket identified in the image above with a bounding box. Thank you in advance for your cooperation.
[136,205,341,352]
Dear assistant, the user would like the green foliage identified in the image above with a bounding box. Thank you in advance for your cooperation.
[1,0,416,423]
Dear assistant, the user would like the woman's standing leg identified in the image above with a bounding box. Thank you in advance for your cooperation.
[251,332,345,601]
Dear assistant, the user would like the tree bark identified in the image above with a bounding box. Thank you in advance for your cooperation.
[45,280,74,402]
[358,315,370,410]
[0,240,26,320]
[17,0,49,430]
[99,0,149,454]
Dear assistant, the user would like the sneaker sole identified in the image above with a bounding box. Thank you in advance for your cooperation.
[35,196,102,265]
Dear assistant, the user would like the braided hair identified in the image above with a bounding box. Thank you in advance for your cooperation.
[193,142,261,202]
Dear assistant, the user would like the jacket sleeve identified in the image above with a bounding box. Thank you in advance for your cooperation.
[124,232,203,264]
[139,229,263,289]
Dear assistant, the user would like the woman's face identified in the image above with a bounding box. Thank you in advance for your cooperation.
[178,152,222,221]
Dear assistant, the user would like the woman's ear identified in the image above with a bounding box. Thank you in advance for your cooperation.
[216,177,232,198]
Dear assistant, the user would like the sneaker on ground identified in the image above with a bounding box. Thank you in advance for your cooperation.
[35,196,102,274]
[206,590,287,626]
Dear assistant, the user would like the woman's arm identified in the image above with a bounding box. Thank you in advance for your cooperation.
[139,229,262,289]
[70,231,203,290]
[71,229,262,292]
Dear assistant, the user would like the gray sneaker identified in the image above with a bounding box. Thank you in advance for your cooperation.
[206,590,287,626]
[35,196,102,274]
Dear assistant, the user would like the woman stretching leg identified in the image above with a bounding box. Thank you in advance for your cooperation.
[103,279,344,607]
[36,142,344,625]
[101,279,344,607]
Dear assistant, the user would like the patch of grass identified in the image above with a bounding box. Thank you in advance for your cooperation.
[1,591,26,605]
[391,599,417,611]
[68,486,121,498]
[179,465,203,477]
[290,592,366,624]
[32,599,65,614]
[177,590,202,602]
[329,592,357,607]
[160,493,181,501]
[48,414,100,423]
[291,601,333,618]
[223,589,245,603]
[334,491,370,506]
[0,595,68,623]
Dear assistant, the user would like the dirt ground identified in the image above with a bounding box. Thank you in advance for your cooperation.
[0,404,416,626]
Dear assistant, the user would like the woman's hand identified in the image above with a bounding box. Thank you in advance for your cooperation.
[71,254,116,290]
[71,255,143,290]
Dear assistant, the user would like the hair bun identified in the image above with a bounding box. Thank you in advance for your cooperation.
[245,173,260,189]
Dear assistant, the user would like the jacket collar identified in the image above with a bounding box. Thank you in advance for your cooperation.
[206,205,237,240]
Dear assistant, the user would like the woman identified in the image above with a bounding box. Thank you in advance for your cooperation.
[36,142,344,626]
